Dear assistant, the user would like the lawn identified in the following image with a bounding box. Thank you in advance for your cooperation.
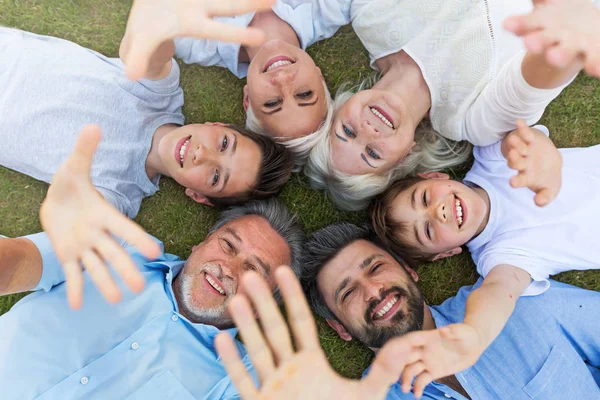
[1,0,599,379]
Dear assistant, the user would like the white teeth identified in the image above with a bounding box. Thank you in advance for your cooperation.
[370,107,394,128]
[266,60,293,71]
[206,275,225,295]
[375,296,399,318]
[179,138,190,165]
[455,199,463,227]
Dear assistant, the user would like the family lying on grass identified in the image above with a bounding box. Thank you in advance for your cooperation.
[0,0,599,399]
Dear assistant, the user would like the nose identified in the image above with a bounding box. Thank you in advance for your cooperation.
[271,69,295,87]
[362,280,383,303]
[192,143,214,165]
[435,202,448,223]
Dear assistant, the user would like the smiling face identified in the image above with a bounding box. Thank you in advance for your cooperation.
[317,240,425,349]
[245,40,328,139]
[158,123,261,204]
[330,89,416,175]
[173,215,291,328]
[389,173,490,260]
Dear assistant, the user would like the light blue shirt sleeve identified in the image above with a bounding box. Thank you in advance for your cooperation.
[21,232,66,292]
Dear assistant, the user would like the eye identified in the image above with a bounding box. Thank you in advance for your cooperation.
[342,125,355,138]
[341,287,355,303]
[245,264,258,272]
[220,136,228,152]
[422,190,428,207]
[370,263,383,275]
[425,222,432,240]
[366,147,381,160]
[264,99,282,108]
[297,90,313,99]
[219,238,234,253]
[212,170,220,187]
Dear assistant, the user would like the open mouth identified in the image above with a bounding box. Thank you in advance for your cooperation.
[175,135,191,168]
[369,106,395,129]
[371,293,402,321]
[263,56,295,73]
[204,272,226,296]
[454,195,465,228]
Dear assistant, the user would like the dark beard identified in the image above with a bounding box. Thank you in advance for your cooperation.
[349,284,425,349]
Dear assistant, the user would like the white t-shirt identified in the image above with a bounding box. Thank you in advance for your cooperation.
[465,126,600,296]
[350,0,573,146]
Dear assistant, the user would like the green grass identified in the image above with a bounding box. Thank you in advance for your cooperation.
[1,0,599,379]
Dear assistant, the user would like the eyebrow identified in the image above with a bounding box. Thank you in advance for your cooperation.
[413,224,424,247]
[360,153,376,169]
[334,132,348,142]
[224,227,242,243]
[220,134,237,192]
[298,97,319,107]
[334,253,384,303]
[262,107,282,115]
[411,188,417,210]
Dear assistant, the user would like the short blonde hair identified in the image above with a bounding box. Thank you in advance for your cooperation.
[304,80,472,211]
[246,81,333,170]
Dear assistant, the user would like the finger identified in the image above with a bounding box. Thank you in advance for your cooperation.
[413,371,434,399]
[534,188,555,207]
[205,0,275,16]
[503,15,542,36]
[241,272,294,363]
[81,248,122,304]
[229,295,276,381]
[63,260,84,310]
[510,172,529,188]
[276,266,320,352]
[186,20,267,47]
[401,361,426,393]
[214,332,259,399]
[546,44,579,68]
[104,206,161,260]
[95,234,145,294]
[507,150,527,171]
[516,120,535,145]
[66,125,103,175]
[524,31,557,54]
[585,55,600,78]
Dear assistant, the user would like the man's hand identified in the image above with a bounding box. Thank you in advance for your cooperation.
[215,267,409,400]
[122,0,275,80]
[40,125,161,309]
[502,120,562,207]
[381,324,483,398]
[504,0,600,77]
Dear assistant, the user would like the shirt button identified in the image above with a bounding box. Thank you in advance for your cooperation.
[171,315,179,322]
[131,342,139,350]
[80,376,89,385]
[444,394,452,399]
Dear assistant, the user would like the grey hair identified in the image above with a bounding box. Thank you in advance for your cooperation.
[304,78,473,211]
[246,80,334,169]
[301,222,407,320]
[209,198,306,301]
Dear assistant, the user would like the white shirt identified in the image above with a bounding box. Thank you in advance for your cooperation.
[465,126,600,295]
[174,0,352,78]
[350,0,573,146]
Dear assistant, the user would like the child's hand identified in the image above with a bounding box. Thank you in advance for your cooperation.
[40,125,161,309]
[503,120,562,207]
[504,0,600,77]
[381,324,483,398]
[122,0,275,80]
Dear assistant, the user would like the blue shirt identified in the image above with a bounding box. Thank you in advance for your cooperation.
[367,280,600,400]
[0,233,254,399]
[174,0,352,78]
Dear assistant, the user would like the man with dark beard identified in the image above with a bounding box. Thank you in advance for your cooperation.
[294,222,600,400]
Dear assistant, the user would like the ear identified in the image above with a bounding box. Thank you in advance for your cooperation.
[317,66,324,80]
[417,171,450,180]
[326,319,352,341]
[403,264,420,282]
[205,122,227,127]
[243,85,249,112]
[431,247,462,262]
[185,188,214,206]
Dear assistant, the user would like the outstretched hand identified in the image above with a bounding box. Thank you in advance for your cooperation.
[122,0,275,80]
[215,267,411,400]
[503,120,562,207]
[504,0,600,77]
[40,125,161,309]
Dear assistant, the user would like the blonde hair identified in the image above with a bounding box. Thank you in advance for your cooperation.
[304,79,472,211]
[246,81,333,170]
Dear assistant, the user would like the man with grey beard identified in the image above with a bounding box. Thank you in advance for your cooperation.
[0,194,304,399]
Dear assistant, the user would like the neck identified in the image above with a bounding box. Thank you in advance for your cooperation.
[242,10,301,61]
[374,51,431,130]
[472,186,491,238]
[146,124,178,179]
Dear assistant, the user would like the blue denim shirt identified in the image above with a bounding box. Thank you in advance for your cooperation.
[366,279,600,400]
[0,233,254,399]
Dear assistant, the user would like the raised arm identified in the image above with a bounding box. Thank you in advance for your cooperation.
[120,0,275,80]
[0,237,42,295]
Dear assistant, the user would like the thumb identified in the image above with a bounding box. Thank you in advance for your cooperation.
[123,36,157,81]
[534,188,553,207]
[67,124,103,174]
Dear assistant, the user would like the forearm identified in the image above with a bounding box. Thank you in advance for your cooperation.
[521,52,583,89]
[0,237,42,295]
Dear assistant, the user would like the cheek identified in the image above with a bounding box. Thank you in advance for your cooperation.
[436,226,461,247]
